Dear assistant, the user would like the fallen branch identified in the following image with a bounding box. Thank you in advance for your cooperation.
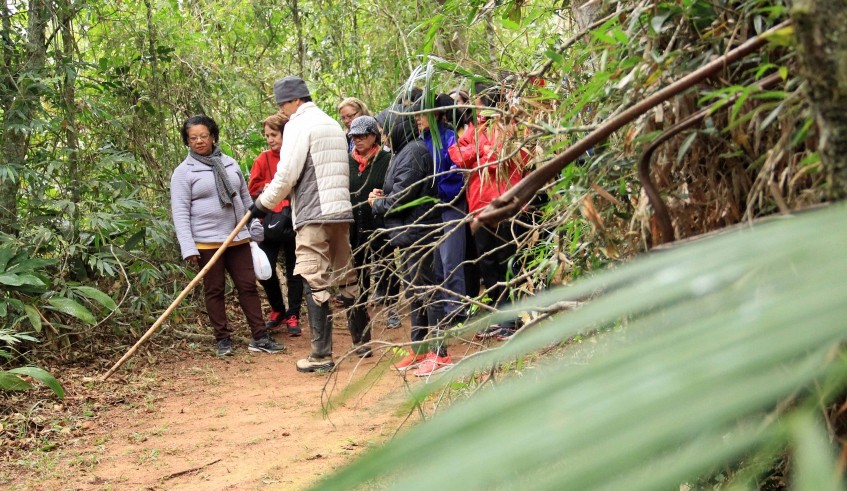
[161,458,222,481]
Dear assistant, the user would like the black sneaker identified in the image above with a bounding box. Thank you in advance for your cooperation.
[474,324,503,340]
[495,328,517,341]
[248,335,285,353]
[216,338,233,357]
[353,344,373,358]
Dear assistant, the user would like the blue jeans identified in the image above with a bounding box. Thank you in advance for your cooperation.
[434,198,467,322]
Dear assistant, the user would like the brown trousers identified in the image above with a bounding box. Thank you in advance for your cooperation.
[198,243,266,341]
[293,222,358,304]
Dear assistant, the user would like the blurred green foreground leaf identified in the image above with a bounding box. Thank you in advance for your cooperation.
[314,204,847,491]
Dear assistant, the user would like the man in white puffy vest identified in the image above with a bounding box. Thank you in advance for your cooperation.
[250,76,357,373]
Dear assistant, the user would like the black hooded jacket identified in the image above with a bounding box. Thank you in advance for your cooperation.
[371,110,439,247]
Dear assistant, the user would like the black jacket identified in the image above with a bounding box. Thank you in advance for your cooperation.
[349,148,391,248]
[371,112,439,248]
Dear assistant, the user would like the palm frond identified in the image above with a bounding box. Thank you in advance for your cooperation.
[312,204,847,490]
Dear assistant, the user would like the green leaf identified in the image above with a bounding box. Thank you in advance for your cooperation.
[0,272,45,287]
[72,286,118,311]
[0,300,6,318]
[47,296,96,325]
[0,246,14,272]
[389,196,439,213]
[8,366,64,398]
[0,371,32,391]
[791,414,843,491]
[23,304,42,333]
[313,204,847,490]
[544,49,564,65]
[676,132,698,164]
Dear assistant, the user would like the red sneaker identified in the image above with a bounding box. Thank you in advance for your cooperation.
[265,311,284,331]
[285,315,301,337]
[414,352,453,377]
[391,350,426,372]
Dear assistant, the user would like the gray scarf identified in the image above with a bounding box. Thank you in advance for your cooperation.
[190,146,236,208]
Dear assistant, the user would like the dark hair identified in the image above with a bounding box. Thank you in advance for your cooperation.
[181,114,220,146]
[395,86,423,107]
[449,89,470,104]
[473,81,501,108]
[301,95,313,103]
[445,91,471,128]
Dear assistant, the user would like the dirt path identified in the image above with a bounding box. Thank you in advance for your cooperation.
[6,309,446,490]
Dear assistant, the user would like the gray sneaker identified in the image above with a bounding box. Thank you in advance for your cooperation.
[216,338,233,357]
[248,335,285,353]
[387,310,401,329]
[296,355,335,373]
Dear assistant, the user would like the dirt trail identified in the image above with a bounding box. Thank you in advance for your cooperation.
[11,312,434,491]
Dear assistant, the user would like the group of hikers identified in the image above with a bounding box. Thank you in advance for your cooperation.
[170,75,531,378]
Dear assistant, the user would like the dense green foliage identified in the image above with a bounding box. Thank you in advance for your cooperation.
[2,0,843,485]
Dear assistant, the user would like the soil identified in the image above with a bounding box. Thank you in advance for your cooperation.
[1,304,468,490]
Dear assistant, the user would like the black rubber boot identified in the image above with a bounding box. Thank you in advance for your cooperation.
[296,285,334,372]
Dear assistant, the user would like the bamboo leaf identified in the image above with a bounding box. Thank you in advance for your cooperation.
[8,366,64,398]
[23,304,42,333]
[312,204,847,490]
[0,273,45,287]
[47,296,96,325]
[0,371,32,391]
[72,286,118,311]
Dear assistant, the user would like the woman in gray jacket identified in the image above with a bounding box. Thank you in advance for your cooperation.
[170,114,285,357]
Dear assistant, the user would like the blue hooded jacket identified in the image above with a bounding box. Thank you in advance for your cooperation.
[421,123,464,203]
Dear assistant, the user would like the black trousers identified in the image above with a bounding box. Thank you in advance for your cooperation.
[258,236,304,318]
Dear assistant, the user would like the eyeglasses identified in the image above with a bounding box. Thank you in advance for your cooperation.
[188,133,211,143]
[351,134,373,140]
[340,111,359,123]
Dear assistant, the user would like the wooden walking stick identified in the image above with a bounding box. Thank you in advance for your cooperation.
[101,211,253,381]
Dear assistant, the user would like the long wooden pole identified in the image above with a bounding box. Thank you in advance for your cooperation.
[101,212,253,381]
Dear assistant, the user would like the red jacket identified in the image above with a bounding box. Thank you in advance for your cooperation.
[249,149,289,213]
[447,121,530,214]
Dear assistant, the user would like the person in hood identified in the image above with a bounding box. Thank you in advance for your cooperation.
[369,109,454,377]
[414,95,467,328]
[250,76,357,374]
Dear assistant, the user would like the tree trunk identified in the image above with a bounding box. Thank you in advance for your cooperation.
[0,0,50,235]
[791,1,847,199]
[288,0,305,78]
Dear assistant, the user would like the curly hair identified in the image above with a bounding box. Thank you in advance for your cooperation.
[180,114,220,146]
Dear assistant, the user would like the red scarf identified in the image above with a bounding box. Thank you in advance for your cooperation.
[352,145,379,173]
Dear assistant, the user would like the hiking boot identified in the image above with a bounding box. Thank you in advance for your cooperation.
[414,352,453,377]
[353,343,373,358]
[248,335,285,353]
[265,310,285,332]
[296,355,335,373]
[391,350,426,372]
[474,324,504,340]
[216,338,233,357]
[285,314,302,337]
[387,310,401,329]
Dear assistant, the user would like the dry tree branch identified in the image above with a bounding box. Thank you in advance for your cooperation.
[473,21,791,231]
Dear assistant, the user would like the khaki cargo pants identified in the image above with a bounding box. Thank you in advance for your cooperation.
[293,222,359,304]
